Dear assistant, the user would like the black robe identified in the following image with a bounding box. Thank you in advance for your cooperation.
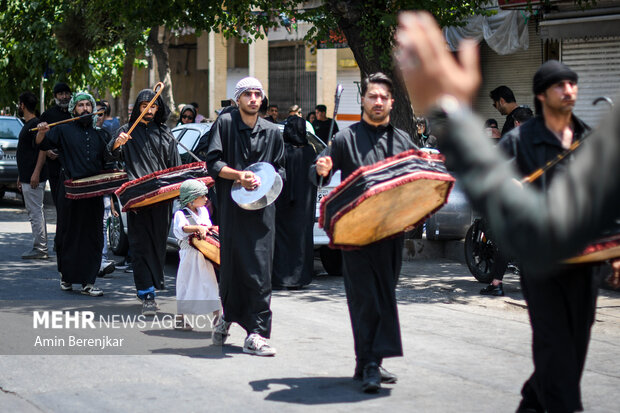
[107,121,181,292]
[40,121,109,285]
[206,109,285,337]
[273,117,317,289]
[310,119,417,366]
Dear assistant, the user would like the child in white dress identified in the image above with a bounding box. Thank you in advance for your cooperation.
[173,179,221,330]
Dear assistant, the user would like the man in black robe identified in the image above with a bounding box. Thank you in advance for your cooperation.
[206,77,285,357]
[36,92,108,296]
[310,73,417,392]
[108,89,181,315]
[39,82,72,206]
[273,116,317,289]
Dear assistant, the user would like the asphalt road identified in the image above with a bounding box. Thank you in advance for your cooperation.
[1,194,619,412]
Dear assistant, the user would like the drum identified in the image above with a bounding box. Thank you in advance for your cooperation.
[115,162,214,212]
[189,226,220,265]
[64,170,128,199]
[564,233,620,264]
[319,149,454,248]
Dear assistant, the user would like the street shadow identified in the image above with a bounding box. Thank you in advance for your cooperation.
[249,376,391,404]
[142,329,213,340]
[150,343,243,359]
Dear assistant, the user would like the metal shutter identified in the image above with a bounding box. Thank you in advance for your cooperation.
[335,69,362,129]
[473,19,542,130]
[561,37,620,127]
[268,44,316,119]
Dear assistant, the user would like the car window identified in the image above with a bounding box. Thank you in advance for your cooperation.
[177,129,201,154]
[172,129,185,140]
[307,131,326,155]
[0,118,23,139]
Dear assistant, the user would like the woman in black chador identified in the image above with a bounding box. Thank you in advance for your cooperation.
[273,116,317,289]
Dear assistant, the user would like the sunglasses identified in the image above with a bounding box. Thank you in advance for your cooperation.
[181,115,194,120]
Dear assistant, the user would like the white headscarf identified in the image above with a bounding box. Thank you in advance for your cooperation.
[233,77,265,102]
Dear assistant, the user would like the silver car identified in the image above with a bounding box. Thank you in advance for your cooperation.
[0,116,24,199]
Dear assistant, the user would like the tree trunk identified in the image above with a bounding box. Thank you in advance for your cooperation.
[147,25,175,123]
[326,1,419,145]
[120,41,135,126]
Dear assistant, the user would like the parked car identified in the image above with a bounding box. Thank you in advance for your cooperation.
[0,116,24,199]
[107,122,213,256]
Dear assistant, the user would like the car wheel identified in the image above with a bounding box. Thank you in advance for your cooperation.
[464,220,508,283]
[108,198,129,256]
[320,246,342,276]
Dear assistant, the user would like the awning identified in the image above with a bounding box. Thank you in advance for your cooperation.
[540,14,620,41]
[443,9,530,55]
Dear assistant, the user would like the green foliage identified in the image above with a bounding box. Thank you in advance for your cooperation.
[0,0,147,109]
[0,0,596,110]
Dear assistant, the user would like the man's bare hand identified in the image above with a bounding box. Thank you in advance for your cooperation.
[114,132,132,149]
[36,122,50,134]
[46,150,58,160]
[30,172,40,189]
[315,156,333,177]
[395,11,481,115]
[238,171,260,190]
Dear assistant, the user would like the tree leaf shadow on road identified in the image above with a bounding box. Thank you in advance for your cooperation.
[248,376,391,404]
[150,343,243,359]
[283,260,525,306]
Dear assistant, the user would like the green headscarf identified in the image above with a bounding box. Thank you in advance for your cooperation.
[179,179,208,206]
[68,91,98,127]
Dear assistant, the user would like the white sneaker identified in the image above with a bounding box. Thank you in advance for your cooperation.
[243,334,276,357]
[212,316,231,345]
[81,284,103,297]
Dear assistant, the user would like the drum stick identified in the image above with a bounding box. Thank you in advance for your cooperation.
[319,84,344,188]
[29,109,105,132]
[126,82,165,136]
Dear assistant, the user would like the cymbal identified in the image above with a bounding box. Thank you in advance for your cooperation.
[231,162,283,210]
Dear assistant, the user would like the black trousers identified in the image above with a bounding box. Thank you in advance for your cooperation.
[342,236,404,366]
[127,202,171,292]
[519,264,599,413]
[56,183,103,285]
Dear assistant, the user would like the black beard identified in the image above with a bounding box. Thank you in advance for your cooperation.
[18,109,24,118]
[77,111,92,127]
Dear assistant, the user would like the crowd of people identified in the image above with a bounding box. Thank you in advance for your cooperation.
[11,10,620,407]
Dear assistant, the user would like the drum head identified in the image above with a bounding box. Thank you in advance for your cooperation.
[231,162,283,210]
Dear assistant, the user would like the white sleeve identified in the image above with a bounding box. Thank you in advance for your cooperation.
[198,206,213,226]
[173,210,190,240]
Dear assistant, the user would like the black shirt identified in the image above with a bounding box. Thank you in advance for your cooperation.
[39,122,110,179]
[312,118,339,143]
[39,105,70,124]
[17,117,48,182]
[311,119,417,184]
